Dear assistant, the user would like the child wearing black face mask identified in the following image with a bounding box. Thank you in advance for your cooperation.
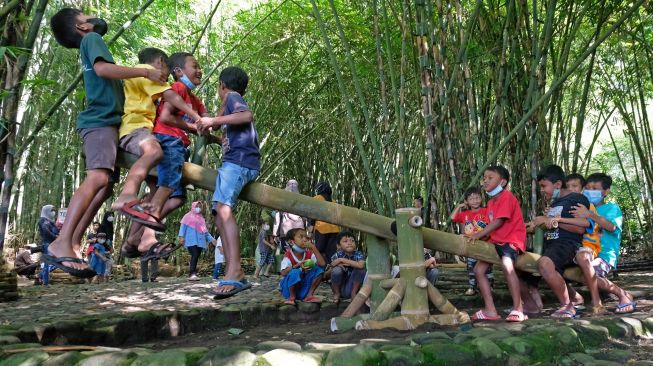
[47,8,168,278]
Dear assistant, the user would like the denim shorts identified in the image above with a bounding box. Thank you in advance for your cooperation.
[154,133,186,195]
[212,161,259,208]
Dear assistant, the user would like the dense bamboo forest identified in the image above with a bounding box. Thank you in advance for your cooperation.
[0,0,651,261]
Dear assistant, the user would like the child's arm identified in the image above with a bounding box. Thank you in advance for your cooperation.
[159,102,198,133]
[424,257,437,268]
[571,204,617,232]
[467,218,505,240]
[162,90,201,122]
[333,257,366,269]
[196,111,253,134]
[94,249,108,262]
[306,243,327,267]
[450,203,466,221]
[93,60,166,83]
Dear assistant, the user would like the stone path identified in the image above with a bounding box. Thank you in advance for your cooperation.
[0,268,652,365]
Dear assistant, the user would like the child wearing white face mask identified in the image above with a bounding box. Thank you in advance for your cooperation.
[178,201,216,281]
[255,221,276,279]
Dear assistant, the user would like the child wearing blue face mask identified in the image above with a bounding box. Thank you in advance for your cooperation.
[278,228,326,305]
[524,165,591,319]
[467,165,527,322]
[570,173,635,314]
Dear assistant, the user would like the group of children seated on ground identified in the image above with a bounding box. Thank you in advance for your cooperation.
[48,8,260,300]
[453,164,633,322]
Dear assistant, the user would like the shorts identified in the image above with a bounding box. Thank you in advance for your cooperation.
[212,161,259,208]
[79,126,118,171]
[542,239,579,275]
[495,243,519,262]
[119,128,158,155]
[573,246,595,264]
[592,257,613,278]
[154,133,186,194]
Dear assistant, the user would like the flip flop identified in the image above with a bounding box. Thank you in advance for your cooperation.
[615,301,637,314]
[551,308,578,319]
[213,279,252,299]
[303,295,322,303]
[506,310,528,322]
[471,310,502,321]
[41,254,97,279]
[139,242,178,262]
[119,200,166,231]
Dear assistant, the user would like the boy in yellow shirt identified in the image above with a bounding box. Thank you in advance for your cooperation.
[112,48,201,236]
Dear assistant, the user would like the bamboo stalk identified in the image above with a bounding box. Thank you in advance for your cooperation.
[356,315,418,331]
[395,208,429,322]
[330,314,369,332]
[426,282,458,315]
[365,234,391,312]
[370,279,406,321]
[341,283,372,318]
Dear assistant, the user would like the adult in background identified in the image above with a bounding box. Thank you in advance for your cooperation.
[307,182,340,265]
[15,248,38,278]
[273,179,305,252]
[179,201,216,281]
[99,212,115,246]
[38,204,59,253]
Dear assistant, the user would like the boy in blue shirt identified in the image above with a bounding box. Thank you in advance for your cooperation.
[197,67,260,299]
[47,8,166,277]
[571,173,635,313]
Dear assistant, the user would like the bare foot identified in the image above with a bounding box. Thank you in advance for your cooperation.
[571,292,584,306]
[111,194,139,211]
[47,241,90,270]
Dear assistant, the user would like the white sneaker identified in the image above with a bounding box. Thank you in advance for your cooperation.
[464,288,475,296]
[189,274,200,281]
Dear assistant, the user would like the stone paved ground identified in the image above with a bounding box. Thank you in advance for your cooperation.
[1,267,652,365]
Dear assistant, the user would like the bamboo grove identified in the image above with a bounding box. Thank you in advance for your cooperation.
[0,0,651,259]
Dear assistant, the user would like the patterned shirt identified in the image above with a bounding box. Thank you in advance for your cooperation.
[331,250,366,273]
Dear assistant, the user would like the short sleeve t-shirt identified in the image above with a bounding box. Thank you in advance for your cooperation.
[581,204,601,257]
[545,192,590,244]
[221,92,260,170]
[120,64,171,138]
[486,190,526,252]
[453,208,489,235]
[280,249,317,271]
[153,81,207,145]
[77,32,125,129]
[596,203,623,268]
[214,238,224,264]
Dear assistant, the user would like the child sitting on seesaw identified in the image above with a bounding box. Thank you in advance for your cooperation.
[329,232,367,304]
[279,228,325,305]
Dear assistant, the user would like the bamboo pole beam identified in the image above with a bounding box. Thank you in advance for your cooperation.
[330,314,369,332]
[379,278,399,289]
[115,153,585,284]
[341,283,372,318]
[426,282,460,316]
[370,279,406,321]
[365,234,391,312]
[356,316,417,331]
[395,208,429,323]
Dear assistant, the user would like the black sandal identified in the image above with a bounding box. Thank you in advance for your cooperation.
[41,254,97,278]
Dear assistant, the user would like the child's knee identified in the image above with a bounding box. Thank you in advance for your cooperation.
[86,169,111,187]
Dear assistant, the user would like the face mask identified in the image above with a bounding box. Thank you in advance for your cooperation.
[552,188,561,200]
[292,244,305,253]
[486,184,503,197]
[107,216,114,222]
[87,18,108,36]
[262,223,270,231]
[193,207,202,214]
[583,190,603,205]
[179,72,196,90]
[97,239,106,244]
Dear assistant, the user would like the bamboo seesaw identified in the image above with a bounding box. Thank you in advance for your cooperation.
[117,153,586,330]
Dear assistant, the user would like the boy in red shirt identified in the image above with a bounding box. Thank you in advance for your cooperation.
[451,186,493,295]
[466,165,527,322]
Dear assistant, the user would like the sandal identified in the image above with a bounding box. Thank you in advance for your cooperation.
[213,279,253,300]
[303,295,322,303]
[471,309,502,321]
[41,254,97,279]
[615,301,637,314]
[551,307,577,319]
[120,200,166,231]
[506,310,528,322]
[140,242,180,262]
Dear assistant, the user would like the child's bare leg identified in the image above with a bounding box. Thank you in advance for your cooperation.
[214,203,245,293]
[501,257,523,312]
[288,285,297,301]
[264,264,273,276]
[71,181,114,257]
[48,170,110,270]
[144,186,173,218]
[125,180,157,248]
[306,274,324,298]
[566,284,585,305]
[112,140,162,210]
[576,251,601,307]
[254,265,262,278]
[475,261,497,315]
[597,277,632,305]
[538,257,573,311]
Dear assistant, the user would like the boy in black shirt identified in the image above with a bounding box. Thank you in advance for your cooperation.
[525,165,591,318]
